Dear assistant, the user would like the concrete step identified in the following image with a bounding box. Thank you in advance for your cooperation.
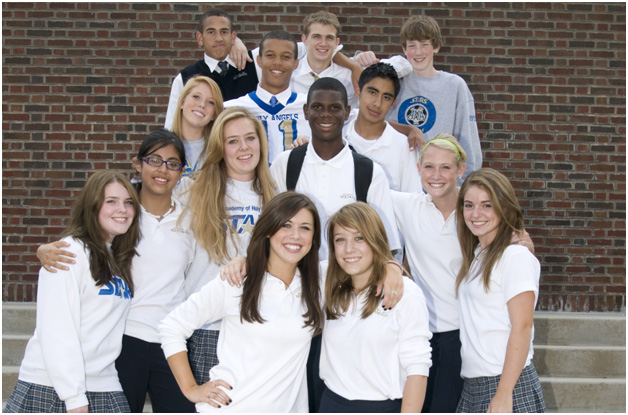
[540,377,626,413]
[2,366,19,399]
[533,344,626,378]
[2,334,30,367]
[534,311,626,347]
[2,302,36,336]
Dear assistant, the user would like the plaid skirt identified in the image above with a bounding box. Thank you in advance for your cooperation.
[4,380,130,413]
[187,328,220,385]
[456,363,546,413]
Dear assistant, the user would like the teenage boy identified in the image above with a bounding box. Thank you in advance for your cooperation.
[292,11,412,109]
[346,63,421,193]
[165,8,258,129]
[389,14,482,179]
[270,77,400,260]
[224,30,311,164]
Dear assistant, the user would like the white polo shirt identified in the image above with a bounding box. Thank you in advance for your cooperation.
[347,119,421,193]
[391,190,461,333]
[291,57,357,108]
[124,197,195,343]
[160,271,313,413]
[270,140,401,259]
[320,276,432,401]
[458,244,540,378]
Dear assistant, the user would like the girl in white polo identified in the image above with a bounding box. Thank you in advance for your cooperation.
[455,168,545,413]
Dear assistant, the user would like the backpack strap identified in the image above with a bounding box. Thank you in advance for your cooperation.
[351,151,373,203]
[286,145,308,191]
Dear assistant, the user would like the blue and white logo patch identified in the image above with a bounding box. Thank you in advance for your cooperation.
[397,95,436,133]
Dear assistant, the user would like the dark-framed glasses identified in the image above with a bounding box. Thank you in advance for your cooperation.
[142,156,183,171]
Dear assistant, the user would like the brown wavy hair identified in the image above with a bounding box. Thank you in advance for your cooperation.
[63,171,140,295]
[240,192,323,336]
[325,202,393,320]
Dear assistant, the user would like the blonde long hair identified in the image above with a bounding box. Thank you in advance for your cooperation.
[455,168,525,293]
[183,107,276,263]
[325,202,394,319]
[171,76,224,162]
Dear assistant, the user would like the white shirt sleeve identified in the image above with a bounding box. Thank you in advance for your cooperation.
[165,73,184,130]
[159,276,233,358]
[36,245,90,410]
[501,247,540,304]
[397,282,432,377]
[366,164,401,251]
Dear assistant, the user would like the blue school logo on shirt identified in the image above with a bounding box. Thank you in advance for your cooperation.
[398,95,436,133]
[98,276,132,299]
[230,214,256,234]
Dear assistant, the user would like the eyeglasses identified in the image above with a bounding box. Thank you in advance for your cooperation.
[142,156,183,171]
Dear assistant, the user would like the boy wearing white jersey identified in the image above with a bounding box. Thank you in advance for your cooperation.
[225,30,310,164]
[346,63,421,193]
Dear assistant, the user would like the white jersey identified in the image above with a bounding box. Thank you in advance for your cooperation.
[225,86,311,164]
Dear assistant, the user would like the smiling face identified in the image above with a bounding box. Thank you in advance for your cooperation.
[98,181,135,243]
[256,38,299,95]
[419,144,465,202]
[357,76,397,125]
[463,185,501,249]
[133,144,183,198]
[403,39,439,77]
[302,22,339,68]
[222,117,261,181]
[304,89,350,144]
[268,208,314,270]
[180,82,216,133]
[333,225,374,286]
[196,15,236,61]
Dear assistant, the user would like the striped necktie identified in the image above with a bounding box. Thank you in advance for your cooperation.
[310,71,320,81]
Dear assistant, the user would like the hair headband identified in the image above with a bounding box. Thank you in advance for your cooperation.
[422,138,462,159]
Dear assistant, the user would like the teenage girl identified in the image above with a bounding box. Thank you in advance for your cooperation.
[5,171,140,413]
[159,191,323,413]
[170,75,224,176]
[455,168,545,413]
[391,134,535,412]
[320,202,432,413]
[36,130,197,413]
[178,106,276,385]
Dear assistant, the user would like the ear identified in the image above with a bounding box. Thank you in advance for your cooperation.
[292,58,299,70]
[458,163,467,179]
[335,37,340,47]
[344,105,351,121]
[132,156,142,174]
[230,31,237,43]
[196,31,203,48]
[256,53,262,66]
[301,33,307,44]
[303,103,309,121]
[434,45,440,54]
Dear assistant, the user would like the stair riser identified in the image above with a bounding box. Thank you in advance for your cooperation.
[2,337,28,367]
[534,315,626,347]
[2,305,36,336]
[533,347,626,378]
[541,379,626,412]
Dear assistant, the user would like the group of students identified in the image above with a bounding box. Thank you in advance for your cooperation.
[5,7,546,415]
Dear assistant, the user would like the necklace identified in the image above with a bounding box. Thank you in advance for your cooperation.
[141,198,175,221]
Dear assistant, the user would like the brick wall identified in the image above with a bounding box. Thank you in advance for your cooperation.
[2,2,626,311]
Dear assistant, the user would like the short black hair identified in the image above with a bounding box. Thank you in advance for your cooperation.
[307,77,348,107]
[358,63,400,99]
[197,8,234,33]
[259,30,298,58]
